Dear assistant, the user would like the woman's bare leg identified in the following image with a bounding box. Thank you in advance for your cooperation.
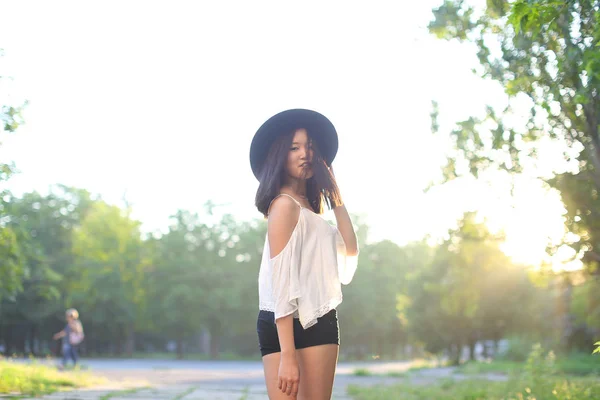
[296,344,339,400]
[263,352,298,399]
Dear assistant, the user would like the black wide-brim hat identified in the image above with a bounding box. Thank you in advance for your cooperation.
[250,108,339,180]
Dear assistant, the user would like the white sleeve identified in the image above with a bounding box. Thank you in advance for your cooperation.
[270,226,302,321]
[335,228,359,285]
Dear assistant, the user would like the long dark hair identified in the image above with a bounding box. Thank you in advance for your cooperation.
[255,130,343,217]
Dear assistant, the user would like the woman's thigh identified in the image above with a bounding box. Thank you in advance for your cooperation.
[296,344,339,400]
[262,352,296,400]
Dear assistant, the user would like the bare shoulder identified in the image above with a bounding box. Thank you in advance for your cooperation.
[267,196,301,258]
[268,195,300,231]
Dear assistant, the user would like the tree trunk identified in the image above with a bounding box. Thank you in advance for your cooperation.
[86,324,94,356]
[376,336,384,359]
[468,340,476,361]
[556,276,574,352]
[16,325,26,355]
[29,324,37,356]
[2,325,12,356]
[176,334,184,360]
[450,342,461,366]
[209,320,222,360]
[210,333,220,360]
[125,323,135,356]
[115,327,123,356]
[357,345,366,361]
[482,342,489,359]
[391,343,398,360]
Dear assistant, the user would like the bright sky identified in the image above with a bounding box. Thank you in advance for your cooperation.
[0,1,576,269]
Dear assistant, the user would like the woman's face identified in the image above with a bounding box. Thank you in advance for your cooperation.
[286,129,314,181]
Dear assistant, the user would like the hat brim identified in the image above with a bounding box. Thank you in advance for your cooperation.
[250,109,338,180]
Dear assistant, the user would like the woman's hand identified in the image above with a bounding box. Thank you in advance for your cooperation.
[278,351,300,398]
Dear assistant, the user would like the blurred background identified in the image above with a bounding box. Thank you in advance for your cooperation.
[0,0,598,369]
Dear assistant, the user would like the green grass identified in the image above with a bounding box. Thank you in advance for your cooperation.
[352,368,407,378]
[456,359,522,375]
[406,357,445,372]
[350,345,600,399]
[172,387,196,400]
[0,359,105,396]
[98,387,153,400]
[353,368,373,376]
[457,353,600,376]
[238,386,250,400]
[385,371,406,378]
[99,388,139,400]
[352,357,441,378]
[347,376,600,400]
[86,351,260,361]
[556,353,600,375]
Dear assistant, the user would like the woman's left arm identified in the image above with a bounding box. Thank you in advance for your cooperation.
[53,330,65,340]
[333,204,358,256]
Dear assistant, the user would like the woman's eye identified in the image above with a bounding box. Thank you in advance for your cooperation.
[290,147,299,151]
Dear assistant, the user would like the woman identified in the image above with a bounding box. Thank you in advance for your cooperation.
[250,109,359,399]
[53,308,84,369]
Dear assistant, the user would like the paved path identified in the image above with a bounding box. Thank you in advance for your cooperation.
[19,359,507,399]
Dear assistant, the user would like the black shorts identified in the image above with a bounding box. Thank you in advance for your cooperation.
[257,309,340,357]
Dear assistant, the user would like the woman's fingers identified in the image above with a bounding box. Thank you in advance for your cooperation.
[290,381,299,397]
[282,377,298,397]
[280,378,299,396]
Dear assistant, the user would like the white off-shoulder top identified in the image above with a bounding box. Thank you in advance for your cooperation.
[258,194,359,329]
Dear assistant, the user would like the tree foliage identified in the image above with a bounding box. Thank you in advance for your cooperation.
[0,49,27,301]
[429,0,600,272]
[0,185,593,360]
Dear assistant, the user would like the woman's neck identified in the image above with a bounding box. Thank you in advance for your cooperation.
[282,180,307,199]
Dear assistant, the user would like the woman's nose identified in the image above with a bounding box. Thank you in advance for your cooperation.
[301,147,312,159]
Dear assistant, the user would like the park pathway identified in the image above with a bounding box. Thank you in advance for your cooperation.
[21,359,507,399]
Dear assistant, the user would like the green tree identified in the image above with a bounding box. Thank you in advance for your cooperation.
[194,213,263,359]
[429,0,599,270]
[571,277,600,347]
[71,199,149,355]
[0,187,94,355]
[429,0,600,348]
[339,239,412,360]
[1,49,27,186]
[0,218,23,303]
[147,210,206,359]
[220,216,267,356]
[2,193,62,354]
[148,208,265,359]
[0,49,27,303]
[403,213,525,364]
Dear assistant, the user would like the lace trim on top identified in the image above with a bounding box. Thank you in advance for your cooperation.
[259,295,342,329]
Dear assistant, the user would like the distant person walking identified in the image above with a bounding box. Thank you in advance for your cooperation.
[250,109,360,399]
[53,308,85,369]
